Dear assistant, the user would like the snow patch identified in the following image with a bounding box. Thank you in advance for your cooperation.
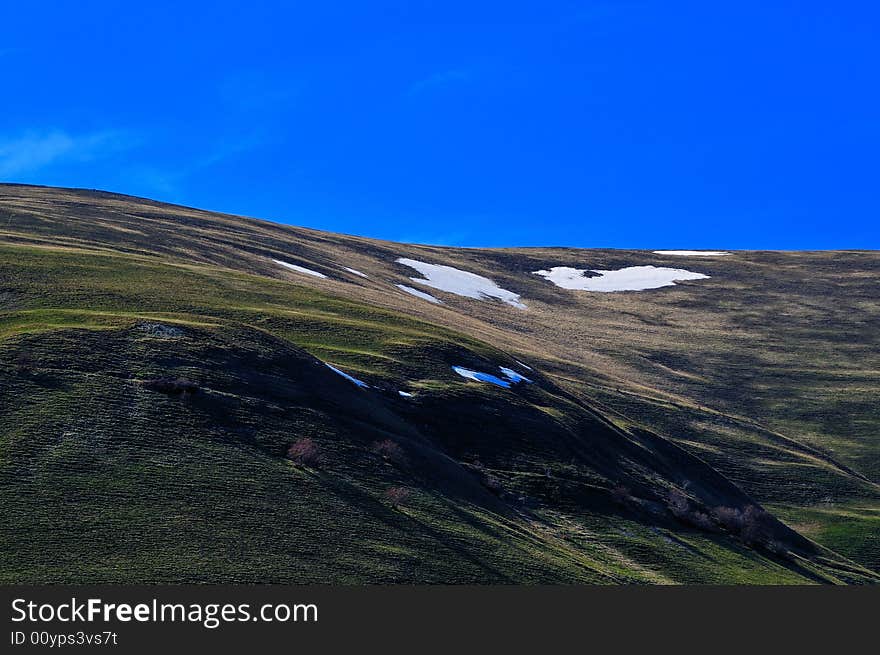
[273,259,327,279]
[653,250,730,257]
[533,265,709,292]
[499,367,532,384]
[396,284,441,304]
[451,366,512,388]
[343,267,368,278]
[396,258,526,309]
[325,363,368,388]
[398,390,414,398]
[514,360,533,371]
[138,322,184,338]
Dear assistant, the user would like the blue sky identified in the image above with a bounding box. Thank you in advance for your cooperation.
[1,1,878,248]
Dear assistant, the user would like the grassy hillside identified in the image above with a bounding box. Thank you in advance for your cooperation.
[1,183,878,583]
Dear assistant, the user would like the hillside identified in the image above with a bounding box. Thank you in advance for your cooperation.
[1,183,878,584]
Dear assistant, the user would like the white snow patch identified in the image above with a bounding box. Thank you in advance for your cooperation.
[451,366,512,388]
[396,284,441,304]
[325,363,368,388]
[273,259,327,278]
[499,367,532,384]
[452,365,534,389]
[653,250,730,257]
[514,360,533,371]
[343,266,368,278]
[398,390,414,398]
[533,265,709,292]
[396,258,526,309]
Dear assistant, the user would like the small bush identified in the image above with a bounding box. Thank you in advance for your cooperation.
[287,438,321,466]
[372,439,407,466]
[666,488,692,520]
[385,486,412,507]
[689,510,716,532]
[740,505,773,545]
[469,461,503,494]
[481,472,503,493]
[665,488,720,532]
[143,377,199,397]
[713,505,774,546]
[713,506,743,530]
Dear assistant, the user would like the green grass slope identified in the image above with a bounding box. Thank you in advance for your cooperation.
[1,184,878,583]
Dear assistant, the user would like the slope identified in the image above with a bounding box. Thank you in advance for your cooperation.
[0,183,877,582]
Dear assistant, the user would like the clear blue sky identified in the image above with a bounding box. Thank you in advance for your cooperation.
[1,2,878,248]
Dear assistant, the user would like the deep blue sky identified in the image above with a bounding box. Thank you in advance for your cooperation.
[1,2,878,248]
